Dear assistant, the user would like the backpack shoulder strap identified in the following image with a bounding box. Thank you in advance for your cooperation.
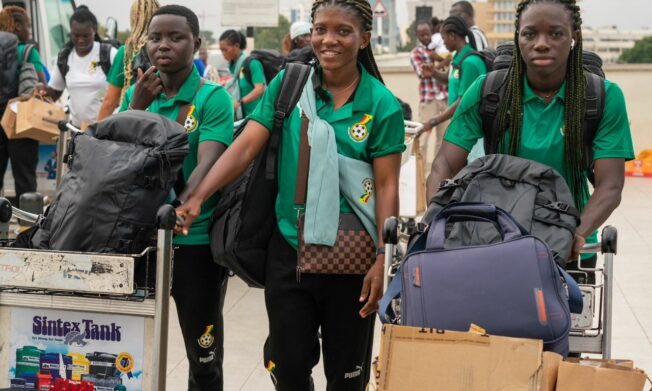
[176,79,206,125]
[265,63,312,180]
[242,56,254,86]
[479,69,509,153]
[99,43,113,76]
[57,44,73,79]
[582,71,605,184]
[21,43,34,65]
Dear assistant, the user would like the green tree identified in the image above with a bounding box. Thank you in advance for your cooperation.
[253,15,290,51]
[200,30,216,46]
[620,36,652,63]
[399,20,418,52]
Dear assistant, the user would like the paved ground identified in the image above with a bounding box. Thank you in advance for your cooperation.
[166,177,652,390]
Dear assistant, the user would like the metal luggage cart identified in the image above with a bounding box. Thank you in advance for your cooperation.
[381,217,618,358]
[0,198,177,390]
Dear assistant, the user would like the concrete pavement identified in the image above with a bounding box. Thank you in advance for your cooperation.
[165,177,652,390]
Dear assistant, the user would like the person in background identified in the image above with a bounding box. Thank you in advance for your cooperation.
[96,0,160,121]
[410,20,448,169]
[198,46,220,82]
[37,6,117,127]
[419,16,487,161]
[176,0,404,388]
[219,29,266,120]
[450,0,489,50]
[282,21,312,55]
[121,5,234,390]
[0,6,47,206]
[427,17,448,64]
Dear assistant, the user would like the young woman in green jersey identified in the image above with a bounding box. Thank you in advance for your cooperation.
[178,1,404,389]
[426,0,634,266]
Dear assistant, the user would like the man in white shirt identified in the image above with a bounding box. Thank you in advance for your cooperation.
[450,1,490,50]
[37,6,117,127]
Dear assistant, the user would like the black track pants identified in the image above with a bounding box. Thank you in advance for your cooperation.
[172,244,228,391]
[0,129,38,204]
[263,229,375,391]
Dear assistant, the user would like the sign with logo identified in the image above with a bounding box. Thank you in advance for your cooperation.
[6,308,144,390]
[222,0,280,27]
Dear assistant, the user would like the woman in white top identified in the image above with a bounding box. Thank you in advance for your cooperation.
[36,6,116,127]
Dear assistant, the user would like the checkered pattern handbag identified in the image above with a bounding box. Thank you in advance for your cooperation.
[294,114,375,276]
[297,213,376,275]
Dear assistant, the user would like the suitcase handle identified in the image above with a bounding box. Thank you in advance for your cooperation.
[427,202,526,250]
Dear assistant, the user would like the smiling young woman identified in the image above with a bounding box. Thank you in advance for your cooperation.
[176,0,405,389]
[425,0,634,275]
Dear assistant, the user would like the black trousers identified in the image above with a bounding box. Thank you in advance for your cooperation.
[172,244,229,391]
[0,129,38,205]
[263,229,375,391]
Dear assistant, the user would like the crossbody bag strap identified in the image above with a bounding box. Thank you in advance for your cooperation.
[175,78,206,125]
[294,114,310,207]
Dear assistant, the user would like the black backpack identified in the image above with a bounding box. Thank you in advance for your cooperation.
[242,49,286,84]
[479,41,606,183]
[30,111,189,254]
[455,47,496,79]
[57,41,113,79]
[423,154,580,265]
[210,62,312,288]
[0,31,19,111]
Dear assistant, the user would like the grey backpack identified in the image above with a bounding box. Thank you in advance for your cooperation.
[0,32,19,110]
[423,154,580,264]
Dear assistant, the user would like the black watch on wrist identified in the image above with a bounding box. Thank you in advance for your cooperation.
[239,99,244,106]
[375,247,386,256]
[430,118,438,128]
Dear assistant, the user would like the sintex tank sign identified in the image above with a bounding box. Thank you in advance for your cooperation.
[222,0,280,27]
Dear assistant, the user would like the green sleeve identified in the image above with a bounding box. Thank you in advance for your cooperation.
[198,87,235,146]
[27,47,45,72]
[118,85,134,112]
[249,58,267,85]
[107,45,126,87]
[592,80,635,161]
[367,98,406,158]
[443,75,486,152]
[248,70,283,131]
[459,56,486,98]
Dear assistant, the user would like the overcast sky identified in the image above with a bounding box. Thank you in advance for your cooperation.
[80,0,652,37]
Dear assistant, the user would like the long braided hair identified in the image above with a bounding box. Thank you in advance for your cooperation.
[122,0,160,101]
[310,0,384,84]
[493,0,586,203]
[442,15,477,50]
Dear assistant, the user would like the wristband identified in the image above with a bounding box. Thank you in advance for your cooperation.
[239,99,244,106]
[375,247,386,256]
[430,118,438,128]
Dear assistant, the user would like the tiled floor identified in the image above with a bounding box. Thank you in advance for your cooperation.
[165,177,652,390]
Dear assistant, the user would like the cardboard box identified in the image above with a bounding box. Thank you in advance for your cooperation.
[556,358,649,391]
[376,324,561,391]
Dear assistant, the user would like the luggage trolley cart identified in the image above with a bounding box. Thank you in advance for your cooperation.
[396,121,426,241]
[0,198,178,390]
[381,217,618,358]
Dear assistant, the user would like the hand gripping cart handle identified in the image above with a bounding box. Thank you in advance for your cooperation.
[0,198,179,391]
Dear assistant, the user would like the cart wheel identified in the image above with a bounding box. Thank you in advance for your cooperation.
[0,197,12,223]
[383,217,399,245]
[157,205,177,230]
[601,226,617,254]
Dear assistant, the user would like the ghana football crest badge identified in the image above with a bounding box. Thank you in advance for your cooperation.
[359,178,375,204]
[197,325,215,349]
[349,114,373,142]
[184,105,198,132]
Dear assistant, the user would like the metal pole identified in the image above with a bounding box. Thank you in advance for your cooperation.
[151,227,173,391]
[602,252,614,359]
[388,0,397,53]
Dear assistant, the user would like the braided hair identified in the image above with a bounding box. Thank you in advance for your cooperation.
[442,15,477,50]
[493,0,586,203]
[122,0,159,100]
[310,0,384,84]
[0,6,26,33]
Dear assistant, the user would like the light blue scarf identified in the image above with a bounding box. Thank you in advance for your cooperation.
[299,70,378,246]
[226,53,246,120]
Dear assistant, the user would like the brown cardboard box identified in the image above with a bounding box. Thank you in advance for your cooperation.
[1,98,21,138]
[556,358,650,391]
[15,95,65,144]
[376,324,561,391]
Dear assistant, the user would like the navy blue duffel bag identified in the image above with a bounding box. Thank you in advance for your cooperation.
[379,203,582,356]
